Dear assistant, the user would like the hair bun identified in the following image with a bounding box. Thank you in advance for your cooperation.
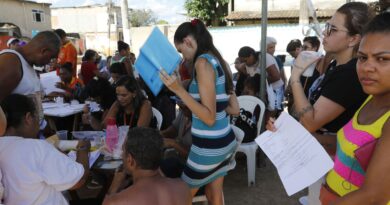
[191,19,200,26]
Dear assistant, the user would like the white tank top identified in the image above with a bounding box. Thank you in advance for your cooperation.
[0,49,44,120]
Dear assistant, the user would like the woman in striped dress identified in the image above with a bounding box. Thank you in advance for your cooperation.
[160,19,239,204]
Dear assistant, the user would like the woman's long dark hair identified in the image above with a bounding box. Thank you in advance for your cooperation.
[85,77,116,110]
[174,20,233,94]
[116,76,146,115]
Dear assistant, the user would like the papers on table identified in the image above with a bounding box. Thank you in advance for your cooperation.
[43,102,85,117]
[68,150,101,168]
[134,27,182,96]
[40,71,64,95]
[255,112,334,196]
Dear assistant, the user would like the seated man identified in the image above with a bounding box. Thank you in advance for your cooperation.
[159,100,192,178]
[0,94,90,205]
[103,127,191,205]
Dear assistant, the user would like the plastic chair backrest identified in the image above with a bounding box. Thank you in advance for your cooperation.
[152,107,163,130]
[230,125,245,160]
[237,95,266,136]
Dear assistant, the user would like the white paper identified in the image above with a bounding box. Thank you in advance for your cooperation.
[43,103,85,117]
[40,71,64,95]
[67,150,101,168]
[255,112,334,196]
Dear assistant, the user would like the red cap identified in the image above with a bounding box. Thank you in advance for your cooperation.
[107,118,116,125]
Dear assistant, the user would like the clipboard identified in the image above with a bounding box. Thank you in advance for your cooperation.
[134,27,181,96]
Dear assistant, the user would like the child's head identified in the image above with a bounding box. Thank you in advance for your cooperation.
[59,62,73,82]
[243,74,260,96]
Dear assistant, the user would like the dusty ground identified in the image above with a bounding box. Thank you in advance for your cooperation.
[222,158,307,205]
[74,157,307,205]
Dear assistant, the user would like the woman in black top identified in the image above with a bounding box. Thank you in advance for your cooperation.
[286,2,374,153]
[105,76,155,128]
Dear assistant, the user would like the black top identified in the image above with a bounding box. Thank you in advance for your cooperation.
[116,106,157,128]
[300,69,320,97]
[309,58,367,133]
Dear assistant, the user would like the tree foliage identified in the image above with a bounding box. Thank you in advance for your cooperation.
[129,9,157,27]
[185,0,229,26]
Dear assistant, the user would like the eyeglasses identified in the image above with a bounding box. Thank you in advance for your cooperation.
[324,22,349,36]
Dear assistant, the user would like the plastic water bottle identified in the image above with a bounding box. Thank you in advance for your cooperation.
[106,118,118,152]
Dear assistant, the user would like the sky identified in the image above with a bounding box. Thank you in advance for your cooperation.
[34,0,187,24]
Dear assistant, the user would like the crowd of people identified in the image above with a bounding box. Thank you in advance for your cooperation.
[0,1,389,205]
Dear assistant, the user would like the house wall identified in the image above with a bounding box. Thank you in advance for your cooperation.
[0,0,51,38]
[51,6,124,55]
[233,0,377,11]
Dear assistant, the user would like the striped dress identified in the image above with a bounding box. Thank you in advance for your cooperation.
[326,95,390,204]
[181,54,237,188]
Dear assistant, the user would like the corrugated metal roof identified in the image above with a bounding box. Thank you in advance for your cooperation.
[226,9,335,21]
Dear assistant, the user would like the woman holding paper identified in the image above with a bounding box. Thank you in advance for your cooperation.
[267,2,374,205]
[160,19,239,205]
[286,2,373,154]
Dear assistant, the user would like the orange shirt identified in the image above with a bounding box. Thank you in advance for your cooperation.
[57,41,77,77]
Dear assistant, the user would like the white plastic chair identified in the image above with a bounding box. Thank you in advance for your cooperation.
[236,95,265,187]
[192,125,244,205]
[151,107,163,130]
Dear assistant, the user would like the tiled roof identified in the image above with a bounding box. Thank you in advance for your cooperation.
[225,9,335,21]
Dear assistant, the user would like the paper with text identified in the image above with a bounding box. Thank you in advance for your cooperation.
[40,71,64,95]
[255,112,334,196]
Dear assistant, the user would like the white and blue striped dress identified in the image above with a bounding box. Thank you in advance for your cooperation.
[181,53,237,188]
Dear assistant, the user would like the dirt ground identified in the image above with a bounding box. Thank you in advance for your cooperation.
[74,157,307,205]
[221,158,307,205]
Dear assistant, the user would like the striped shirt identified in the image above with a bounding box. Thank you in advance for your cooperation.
[326,95,390,204]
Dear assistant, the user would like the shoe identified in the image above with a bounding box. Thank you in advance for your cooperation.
[299,196,308,205]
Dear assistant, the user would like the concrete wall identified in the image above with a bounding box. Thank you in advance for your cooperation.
[0,0,51,38]
[51,6,123,33]
[51,5,124,55]
[129,23,319,76]
[233,0,377,11]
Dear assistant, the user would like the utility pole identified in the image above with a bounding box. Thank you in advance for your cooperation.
[121,0,131,45]
[259,0,267,104]
[107,0,112,55]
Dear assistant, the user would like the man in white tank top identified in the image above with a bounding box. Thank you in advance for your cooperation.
[0,31,61,122]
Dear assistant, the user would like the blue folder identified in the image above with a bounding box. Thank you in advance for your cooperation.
[134,27,182,96]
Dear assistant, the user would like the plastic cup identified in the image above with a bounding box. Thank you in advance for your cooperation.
[56,130,68,140]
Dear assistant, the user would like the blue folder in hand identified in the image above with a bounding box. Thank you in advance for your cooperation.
[134,27,182,96]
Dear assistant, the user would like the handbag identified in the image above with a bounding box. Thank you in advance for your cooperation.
[354,139,378,172]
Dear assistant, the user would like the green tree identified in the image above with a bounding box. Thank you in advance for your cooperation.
[129,9,157,27]
[157,20,169,25]
[185,0,229,26]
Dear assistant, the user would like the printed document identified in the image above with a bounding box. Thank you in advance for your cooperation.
[255,112,334,196]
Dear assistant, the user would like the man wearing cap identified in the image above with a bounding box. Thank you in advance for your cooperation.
[6,38,20,50]
[54,28,78,77]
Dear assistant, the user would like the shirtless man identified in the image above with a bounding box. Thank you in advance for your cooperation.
[103,127,191,205]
